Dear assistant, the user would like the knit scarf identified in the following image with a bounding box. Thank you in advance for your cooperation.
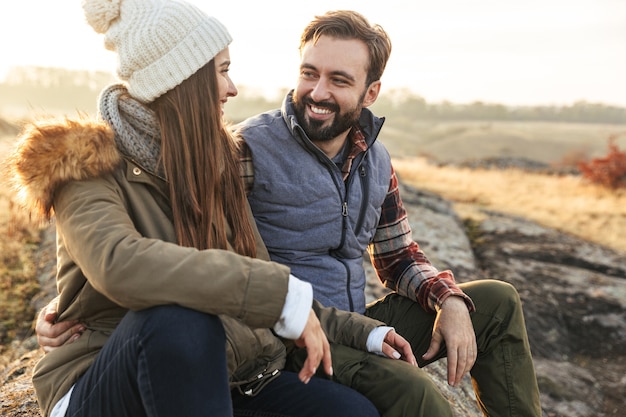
[98,83,163,175]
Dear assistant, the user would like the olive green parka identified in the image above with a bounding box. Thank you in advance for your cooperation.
[8,118,384,417]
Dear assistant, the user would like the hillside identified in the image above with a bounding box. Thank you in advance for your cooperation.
[377,119,626,165]
[0,116,19,141]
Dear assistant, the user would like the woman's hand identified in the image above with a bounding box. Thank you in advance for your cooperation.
[36,297,85,353]
[293,309,333,384]
[382,329,417,366]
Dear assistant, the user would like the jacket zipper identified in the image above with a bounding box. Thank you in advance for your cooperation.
[354,153,370,234]
[322,160,354,311]
[293,123,380,313]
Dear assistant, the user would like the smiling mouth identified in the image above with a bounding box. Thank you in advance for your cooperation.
[310,105,333,115]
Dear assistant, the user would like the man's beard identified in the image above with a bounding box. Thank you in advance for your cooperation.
[294,95,362,142]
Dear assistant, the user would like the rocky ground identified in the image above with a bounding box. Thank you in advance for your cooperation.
[2,182,625,416]
[402,185,626,416]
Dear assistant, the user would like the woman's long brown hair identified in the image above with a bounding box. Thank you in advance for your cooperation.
[149,61,256,257]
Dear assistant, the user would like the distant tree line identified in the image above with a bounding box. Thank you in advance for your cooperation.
[372,88,626,124]
[1,67,625,124]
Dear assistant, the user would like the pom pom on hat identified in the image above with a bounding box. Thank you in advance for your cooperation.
[82,0,232,103]
[82,0,121,34]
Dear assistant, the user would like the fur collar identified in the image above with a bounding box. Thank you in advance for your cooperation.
[7,117,121,220]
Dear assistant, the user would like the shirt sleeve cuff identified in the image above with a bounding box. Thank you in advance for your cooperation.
[273,274,313,340]
[435,292,475,313]
[366,326,394,355]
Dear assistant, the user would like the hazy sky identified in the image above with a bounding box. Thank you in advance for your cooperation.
[2,0,625,106]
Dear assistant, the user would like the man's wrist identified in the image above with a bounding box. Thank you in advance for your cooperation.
[436,294,468,312]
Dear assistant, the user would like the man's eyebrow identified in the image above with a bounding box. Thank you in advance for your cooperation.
[330,70,356,82]
[300,63,356,82]
[300,63,317,72]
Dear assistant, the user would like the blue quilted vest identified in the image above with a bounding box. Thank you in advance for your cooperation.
[240,94,391,313]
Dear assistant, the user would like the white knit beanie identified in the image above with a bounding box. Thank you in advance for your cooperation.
[82,0,232,103]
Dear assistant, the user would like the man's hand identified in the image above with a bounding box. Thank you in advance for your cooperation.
[381,329,417,366]
[294,309,333,384]
[36,297,85,353]
[422,296,476,387]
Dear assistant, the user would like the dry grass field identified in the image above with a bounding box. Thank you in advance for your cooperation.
[374,118,626,254]
[0,133,43,362]
[393,157,626,253]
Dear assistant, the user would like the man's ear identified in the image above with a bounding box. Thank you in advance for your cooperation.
[362,80,381,108]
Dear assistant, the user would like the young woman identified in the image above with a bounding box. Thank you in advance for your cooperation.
[8,1,415,416]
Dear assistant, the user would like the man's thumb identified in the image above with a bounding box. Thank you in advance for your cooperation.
[422,336,441,360]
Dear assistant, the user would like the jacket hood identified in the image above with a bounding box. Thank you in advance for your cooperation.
[7,117,121,220]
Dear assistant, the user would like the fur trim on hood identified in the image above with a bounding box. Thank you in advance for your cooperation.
[7,117,121,220]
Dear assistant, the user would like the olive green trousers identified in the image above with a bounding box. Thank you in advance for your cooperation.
[287,279,542,417]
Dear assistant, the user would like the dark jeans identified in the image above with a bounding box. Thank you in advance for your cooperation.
[66,305,379,417]
[231,370,378,417]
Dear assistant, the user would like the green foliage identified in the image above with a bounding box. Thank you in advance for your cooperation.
[578,135,626,189]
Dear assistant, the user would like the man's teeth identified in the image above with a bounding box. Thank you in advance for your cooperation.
[311,106,332,115]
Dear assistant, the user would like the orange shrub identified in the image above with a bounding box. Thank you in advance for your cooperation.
[578,135,626,189]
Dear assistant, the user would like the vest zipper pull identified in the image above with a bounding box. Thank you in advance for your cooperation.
[342,202,348,216]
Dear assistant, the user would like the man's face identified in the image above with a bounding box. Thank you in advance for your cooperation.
[293,36,379,143]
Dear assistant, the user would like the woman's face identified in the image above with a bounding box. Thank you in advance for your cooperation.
[214,47,238,115]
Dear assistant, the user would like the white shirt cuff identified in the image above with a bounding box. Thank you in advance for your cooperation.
[366,326,394,355]
[273,274,313,340]
[50,385,74,417]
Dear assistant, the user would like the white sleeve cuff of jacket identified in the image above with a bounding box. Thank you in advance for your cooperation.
[273,274,313,340]
[366,326,394,355]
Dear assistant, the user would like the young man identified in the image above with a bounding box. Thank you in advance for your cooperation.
[236,10,542,417]
[37,9,542,417]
